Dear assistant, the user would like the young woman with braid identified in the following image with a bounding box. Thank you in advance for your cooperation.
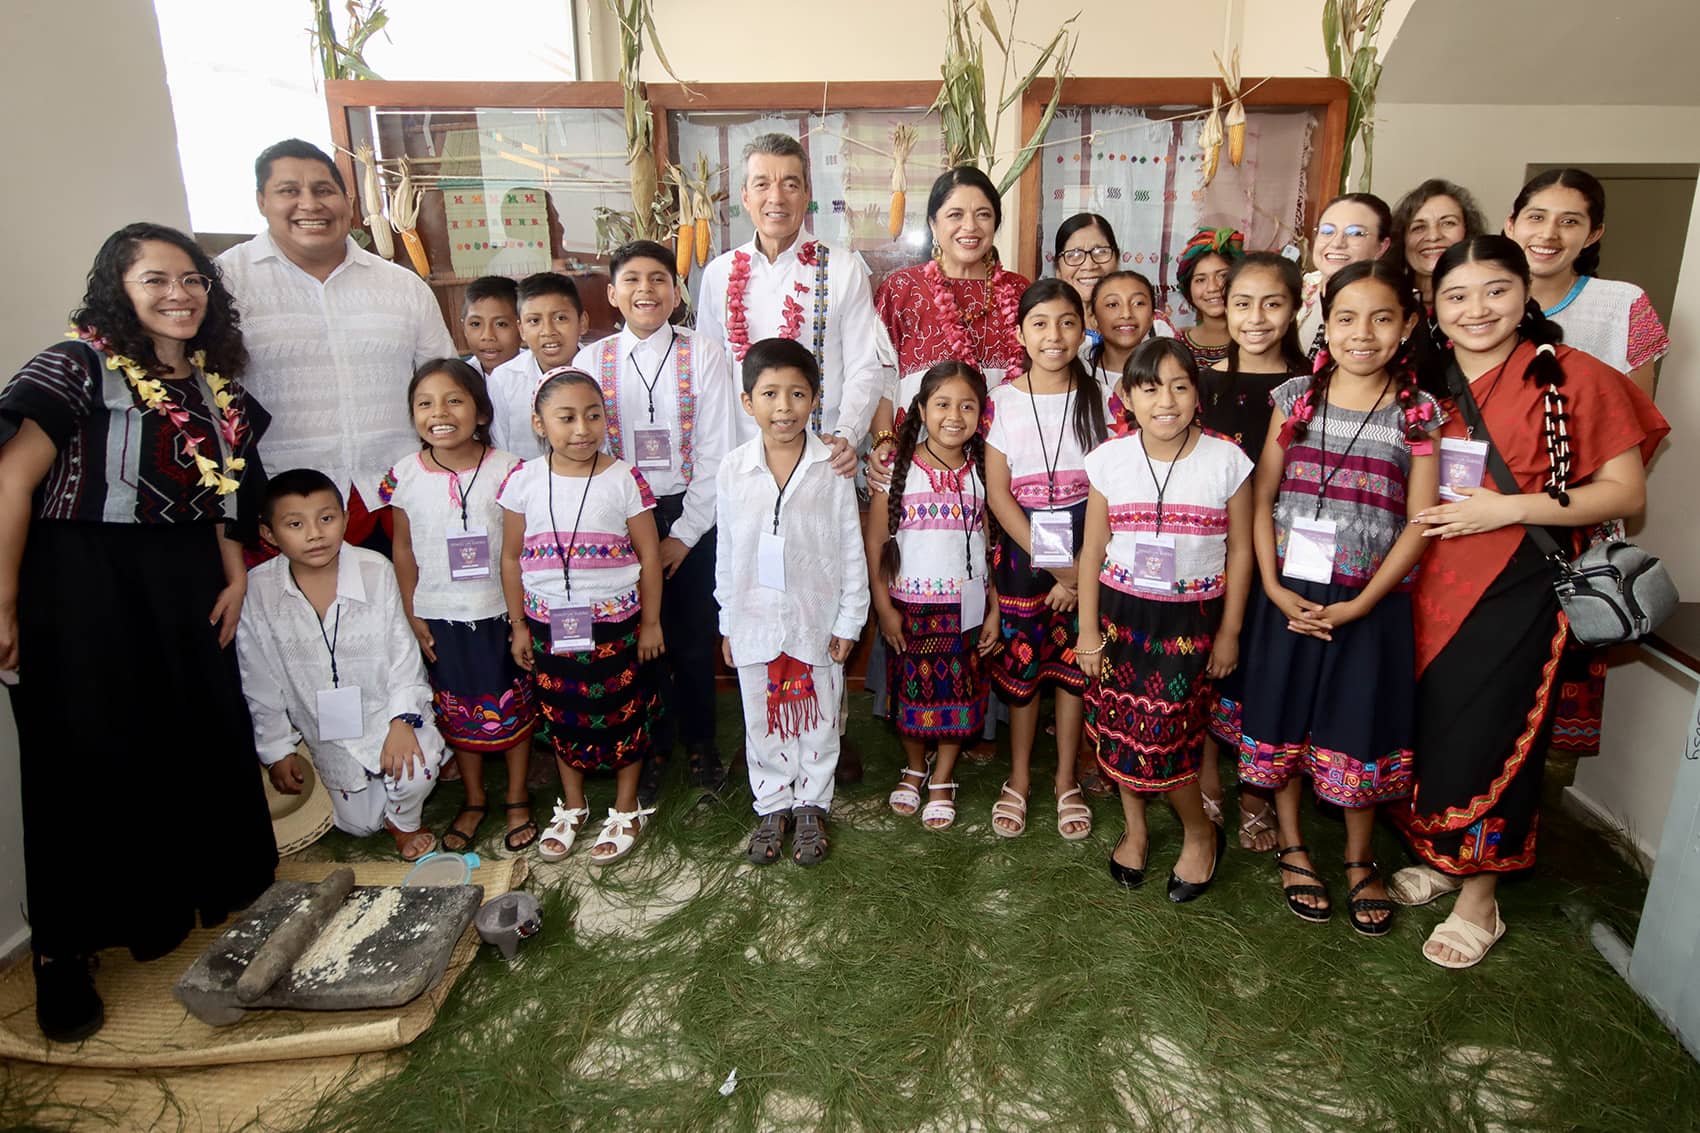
[865,362,1000,828]
[1236,260,1446,937]
[1389,236,1665,968]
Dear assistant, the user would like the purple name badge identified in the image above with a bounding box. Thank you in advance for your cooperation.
[1438,437,1488,502]
[1133,534,1177,591]
[549,604,594,655]
[633,428,673,470]
[446,528,492,580]
[1030,509,1074,569]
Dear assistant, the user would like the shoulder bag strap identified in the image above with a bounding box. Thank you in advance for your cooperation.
[1444,363,1567,561]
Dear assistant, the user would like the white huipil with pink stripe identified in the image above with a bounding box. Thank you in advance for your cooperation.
[888,456,989,606]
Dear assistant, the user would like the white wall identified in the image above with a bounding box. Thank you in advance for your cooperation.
[0,0,192,960]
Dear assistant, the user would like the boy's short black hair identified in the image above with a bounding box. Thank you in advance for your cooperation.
[608,240,677,283]
[741,337,821,395]
[462,275,519,316]
[261,468,344,526]
[254,138,346,194]
[516,272,583,316]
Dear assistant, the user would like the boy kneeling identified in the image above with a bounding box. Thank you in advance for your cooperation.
[239,469,445,860]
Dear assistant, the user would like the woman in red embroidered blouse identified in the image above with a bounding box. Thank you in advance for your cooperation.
[1392,236,1666,969]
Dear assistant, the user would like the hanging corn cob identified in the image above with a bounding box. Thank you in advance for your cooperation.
[390,157,430,276]
[1200,86,1225,187]
[355,144,394,260]
[889,125,917,240]
[1215,47,1246,167]
[691,154,715,267]
[667,163,694,277]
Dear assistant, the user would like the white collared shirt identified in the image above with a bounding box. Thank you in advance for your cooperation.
[236,546,445,792]
[217,232,457,506]
[486,352,548,457]
[571,324,734,548]
[697,237,884,443]
[714,432,870,666]
[380,446,521,621]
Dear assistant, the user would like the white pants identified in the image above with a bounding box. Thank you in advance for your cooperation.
[737,661,841,816]
[328,763,440,836]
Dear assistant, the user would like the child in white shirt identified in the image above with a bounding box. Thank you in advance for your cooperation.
[716,338,869,867]
[238,469,446,861]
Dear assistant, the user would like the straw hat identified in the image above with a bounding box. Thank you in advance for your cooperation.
[263,744,334,857]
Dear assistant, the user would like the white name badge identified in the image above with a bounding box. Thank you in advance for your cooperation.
[445,527,492,580]
[632,428,673,471]
[316,685,365,742]
[1283,516,1339,584]
[1438,437,1489,502]
[758,532,787,591]
[960,576,987,630]
[1133,533,1178,591]
[549,604,595,654]
[1030,510,1075,569]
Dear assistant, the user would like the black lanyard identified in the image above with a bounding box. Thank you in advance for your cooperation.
[431,444,487,531]
[290,567,343,687]
[1137,428,1186,535]
[769,445,804,535]
[545,454,598,599]
[1313,378,1388,518]
[1025,382,1073,508]
[630,326,677,425]
[926,442,979,580]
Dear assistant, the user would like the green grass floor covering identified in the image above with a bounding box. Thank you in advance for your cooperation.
[17,690,1700,1132]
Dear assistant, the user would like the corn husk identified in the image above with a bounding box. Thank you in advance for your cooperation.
[355,144,393,260]
[389,158,429,276]
[889,125,918,239]
[1200,86,1224,186]
[1214,48,1246,167]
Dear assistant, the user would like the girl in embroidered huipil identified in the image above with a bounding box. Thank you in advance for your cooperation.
[1086,270,1157,438]
[383,358,536,855]
[1198,252,1310,852]
[1236,261,1445,936]
[0,223,277,1041]
[984,279,1111,840]
[497,368,664,866]
[866,362,1000,828]
[1076,339,1254,902]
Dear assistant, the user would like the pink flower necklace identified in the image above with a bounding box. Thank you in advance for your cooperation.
[922,259,1024,377]
[725,242,819,363]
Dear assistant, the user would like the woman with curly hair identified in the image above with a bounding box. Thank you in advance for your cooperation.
[0,223,278,1041]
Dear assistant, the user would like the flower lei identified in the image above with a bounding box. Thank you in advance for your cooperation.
[70,325,247,495]
[725,242,820,363]
[921,259,1024,378]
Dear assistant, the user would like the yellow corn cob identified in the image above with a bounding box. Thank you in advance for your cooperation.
[1226,100,1246,167]
[676,223,693,278]
[695,216,711,267]
[889,124,918,242]
[889,189,906,239]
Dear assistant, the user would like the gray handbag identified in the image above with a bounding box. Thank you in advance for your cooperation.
[1449,373,1677,646]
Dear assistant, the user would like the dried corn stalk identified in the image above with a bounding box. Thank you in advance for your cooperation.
[355,143,394,260]
[1199,86,1224,187]
[1323,0,1388,192]
[390,157,430,276]
[1214,47,1246,167]
[889,125,918,239]
[608,0,695,241]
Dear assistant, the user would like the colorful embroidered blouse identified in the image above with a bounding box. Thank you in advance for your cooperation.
[887,455,990,604]
[495,457,655,622]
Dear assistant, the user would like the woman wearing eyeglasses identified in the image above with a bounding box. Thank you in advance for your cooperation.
[0,223,277,1041]
[1053,213,1177,354]
[1296,193,1395,360]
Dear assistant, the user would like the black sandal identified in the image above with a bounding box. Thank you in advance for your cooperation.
[1344,860,1396,937]
[747,811,791,866]
[1275,844,1332,923]
[503,801,540,852]
[790,806,830,867]
[440,804,488,853]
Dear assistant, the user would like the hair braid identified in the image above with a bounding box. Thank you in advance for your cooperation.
[879,401,926,585]
[1287,359,1334,445]
[963,430,1000,559]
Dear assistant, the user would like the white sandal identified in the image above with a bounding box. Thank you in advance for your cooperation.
[1056,786,1092,842]
[589,806,656,866]
[1423,905,1506,969]
[991,781,1028,838]
[1389,865,1462,906]
[536,800,589,862]
[889,766,929,816]
[920,782,959,830]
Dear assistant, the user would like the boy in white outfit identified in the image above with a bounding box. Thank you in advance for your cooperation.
[716,338,869,867]
[238,469,446,860]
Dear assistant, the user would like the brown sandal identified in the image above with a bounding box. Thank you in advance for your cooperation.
[791,806,830,867]
[747,811,791,866]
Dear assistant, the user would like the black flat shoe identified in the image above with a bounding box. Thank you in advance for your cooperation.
[687,746,729,799]
[33,953,103,1044]
[1344,860,1396,937]
[636,752,669,809]
[1108,833,1148,889]
[1167,823,1228,904]
[1276,844,1333,923]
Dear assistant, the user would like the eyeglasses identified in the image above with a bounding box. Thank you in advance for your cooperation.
[1059,245,1116,267]
[126,273,213,297]
[1317,223,1372,241]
